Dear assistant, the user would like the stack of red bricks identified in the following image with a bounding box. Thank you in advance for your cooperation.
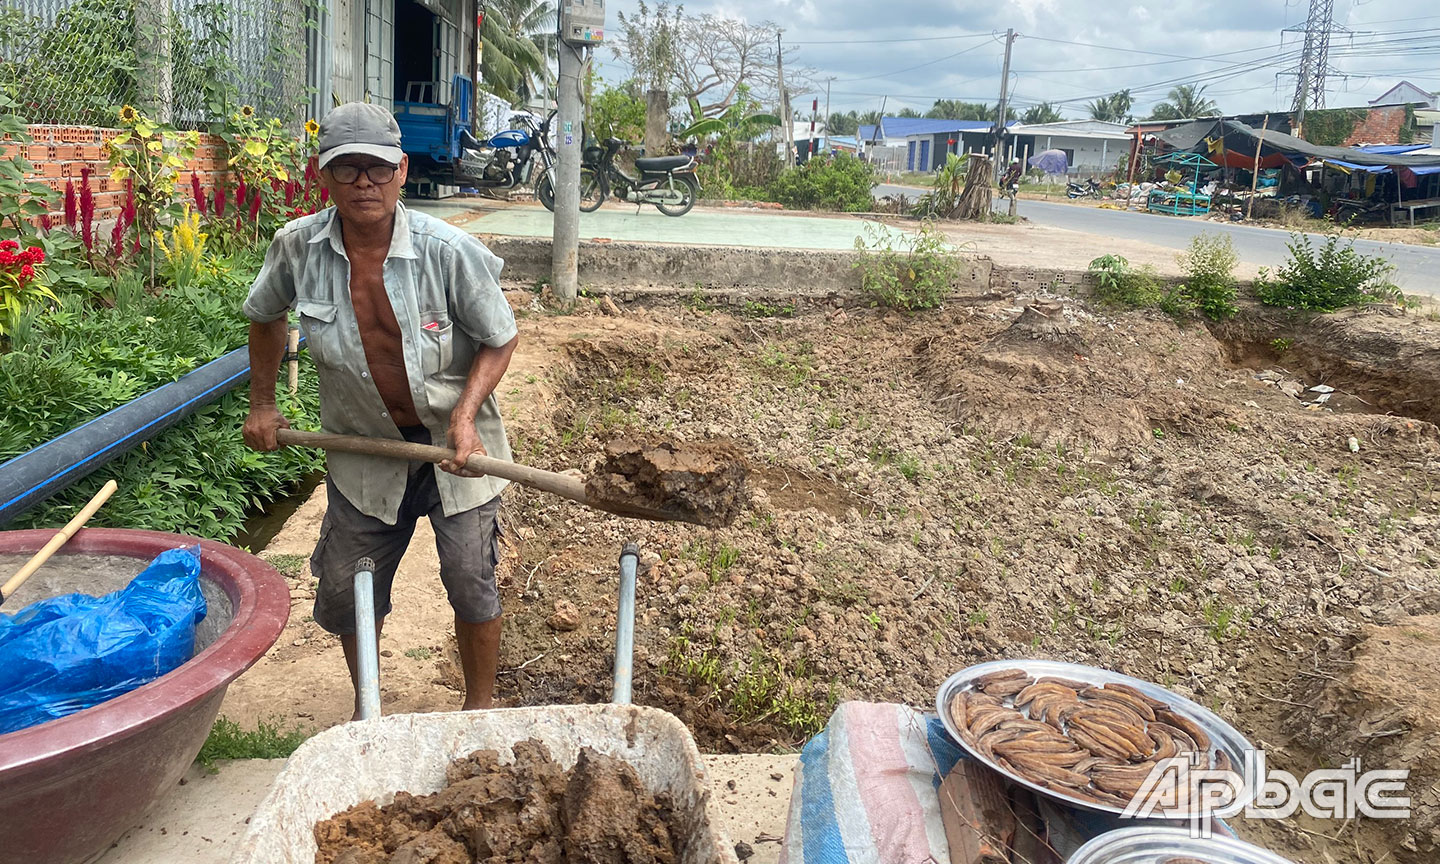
[2,124,232,224]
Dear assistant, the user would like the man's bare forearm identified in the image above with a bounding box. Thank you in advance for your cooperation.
[451,335,518,425]
[248,319,289,409]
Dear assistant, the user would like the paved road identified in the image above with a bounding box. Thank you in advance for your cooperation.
[874,183,1440,296]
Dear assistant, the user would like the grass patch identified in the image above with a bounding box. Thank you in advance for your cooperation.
[404,646,434,661]
[196,716,313,772]
[262,553,306,579]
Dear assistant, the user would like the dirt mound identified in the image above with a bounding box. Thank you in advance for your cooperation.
[586,436,750,528]
[314,739,680,864]
[1291,616,1440,863]
[915,301,1232,452]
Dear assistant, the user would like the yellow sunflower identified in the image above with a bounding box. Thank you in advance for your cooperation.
[240,104,255,118]
[118,104,138,124]
[304,118,319,137]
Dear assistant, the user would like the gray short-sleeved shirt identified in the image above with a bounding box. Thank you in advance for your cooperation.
[243,203,516,525]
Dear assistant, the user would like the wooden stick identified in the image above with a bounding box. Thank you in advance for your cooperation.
[1247,114,1269,221]
[2,480,119,605]
[274,429,681,523]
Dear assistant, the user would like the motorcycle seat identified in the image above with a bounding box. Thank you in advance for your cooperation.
[634,155,692,172]
[459,128,484,150]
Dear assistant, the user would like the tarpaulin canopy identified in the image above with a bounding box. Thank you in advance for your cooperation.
[1170,120,1440,169]
[1028,148,1070,175]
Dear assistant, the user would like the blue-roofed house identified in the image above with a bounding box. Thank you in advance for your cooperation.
[858,116,1006,171]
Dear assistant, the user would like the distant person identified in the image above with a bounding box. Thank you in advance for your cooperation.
[1001,160,1022,198]
[241,102,519,719]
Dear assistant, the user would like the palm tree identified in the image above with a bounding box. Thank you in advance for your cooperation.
[1021,103,1064,125]
[1087,90,1133,123]
[1148,84,1219,121]
[481,0,554,106]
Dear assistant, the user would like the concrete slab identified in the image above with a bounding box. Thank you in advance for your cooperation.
[94,752,796,864]
[412,200,907,251]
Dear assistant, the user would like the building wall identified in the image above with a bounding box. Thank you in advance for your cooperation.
[1023,134,1123,172]
[1344,106,1407,146]
[8,126,230,225]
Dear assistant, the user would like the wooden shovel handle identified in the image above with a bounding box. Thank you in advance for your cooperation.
[274,429,677,522]
[1,479,119,605]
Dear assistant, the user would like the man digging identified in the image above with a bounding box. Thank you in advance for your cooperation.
[241,102,519,718]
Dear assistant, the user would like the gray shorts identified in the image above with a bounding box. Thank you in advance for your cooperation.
[310,427,503,635]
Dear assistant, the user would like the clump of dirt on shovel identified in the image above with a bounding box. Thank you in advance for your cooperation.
[314,739,682,864]
[586,436,750,528]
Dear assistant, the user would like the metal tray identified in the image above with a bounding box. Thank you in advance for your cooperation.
[1067,826,1297,864]
[935,659,1256,817]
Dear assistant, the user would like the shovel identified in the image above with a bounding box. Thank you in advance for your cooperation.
[275,429,695,523]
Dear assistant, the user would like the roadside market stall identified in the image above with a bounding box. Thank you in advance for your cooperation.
[1146,152,1217,216]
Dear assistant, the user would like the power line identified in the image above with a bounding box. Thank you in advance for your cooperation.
[833,40,993,83]
[788,32,992,46]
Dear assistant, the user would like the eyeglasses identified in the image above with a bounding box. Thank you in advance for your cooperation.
[326,163,397,185]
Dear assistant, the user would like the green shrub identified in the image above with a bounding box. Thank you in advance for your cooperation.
[768,153,876,212]
[1177,233,1238,320]
[1255,232,1402,311]
[1088,254,1163,308]
[853,222,960,310]
[1,247,324,540]
[196,716,313,771]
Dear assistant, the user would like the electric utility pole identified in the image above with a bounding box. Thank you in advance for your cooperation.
[552,41,583,306]
[823,77,833,151]
[993,28,1015,180]
[777,31,792,166]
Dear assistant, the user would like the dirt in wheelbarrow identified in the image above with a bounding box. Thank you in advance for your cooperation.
[314,739,682,864]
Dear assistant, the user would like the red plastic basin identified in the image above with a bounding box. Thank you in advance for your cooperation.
[0,528,289,864]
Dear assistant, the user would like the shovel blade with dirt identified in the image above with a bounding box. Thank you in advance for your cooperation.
[275,429,748,528]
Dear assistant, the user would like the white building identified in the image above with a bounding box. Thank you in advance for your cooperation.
[1007,120,1132,175]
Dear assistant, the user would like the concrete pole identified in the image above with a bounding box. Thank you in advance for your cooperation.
[135,0,174,122]
[993,28,1015,181]
[824,78,832,151]
[777,31,792,167]
[552,41,582,306]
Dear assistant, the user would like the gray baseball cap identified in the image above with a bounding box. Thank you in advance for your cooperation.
[317,102,404,169]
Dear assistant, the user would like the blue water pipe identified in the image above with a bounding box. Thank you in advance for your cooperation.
[0,335,303,527]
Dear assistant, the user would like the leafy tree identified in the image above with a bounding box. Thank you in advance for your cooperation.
[926,100,990,121]
[897,107,922,118]
[1087,90,1134,123]
[827,110,860,136]
[481,1,549,105]
[1148,84,1219,121]
[1020,102,1064,125]
[588,79,646,143]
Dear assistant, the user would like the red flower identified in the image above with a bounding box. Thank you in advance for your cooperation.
[236,178,248,210]
[0,240,17,251]
[214,184,226,217]
[192,173,207,217]
[40,214,53,232]
[249,189,262,222]
[320,187,329,206]
[22,246,44,264]
[19,263,34,280]
[0,250,14,266]
[63,180,77,230]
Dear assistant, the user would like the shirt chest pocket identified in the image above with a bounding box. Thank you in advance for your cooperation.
[420,312,455,374]
[297,300,340,367]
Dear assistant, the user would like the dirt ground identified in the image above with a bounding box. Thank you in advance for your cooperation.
[223,287,1440,864]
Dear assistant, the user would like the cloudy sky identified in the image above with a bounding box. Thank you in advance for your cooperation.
[591,0,1439,120]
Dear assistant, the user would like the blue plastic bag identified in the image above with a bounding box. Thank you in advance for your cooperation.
[0,546,207,735]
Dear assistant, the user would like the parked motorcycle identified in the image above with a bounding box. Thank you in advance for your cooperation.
[1066,177,1101,199]
[454,111,556,191]
[539,137,700,217]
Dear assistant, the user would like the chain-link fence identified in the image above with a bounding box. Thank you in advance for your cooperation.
[0,0,312,128]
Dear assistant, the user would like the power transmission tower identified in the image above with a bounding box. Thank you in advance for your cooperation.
[1282,0,1347,137]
